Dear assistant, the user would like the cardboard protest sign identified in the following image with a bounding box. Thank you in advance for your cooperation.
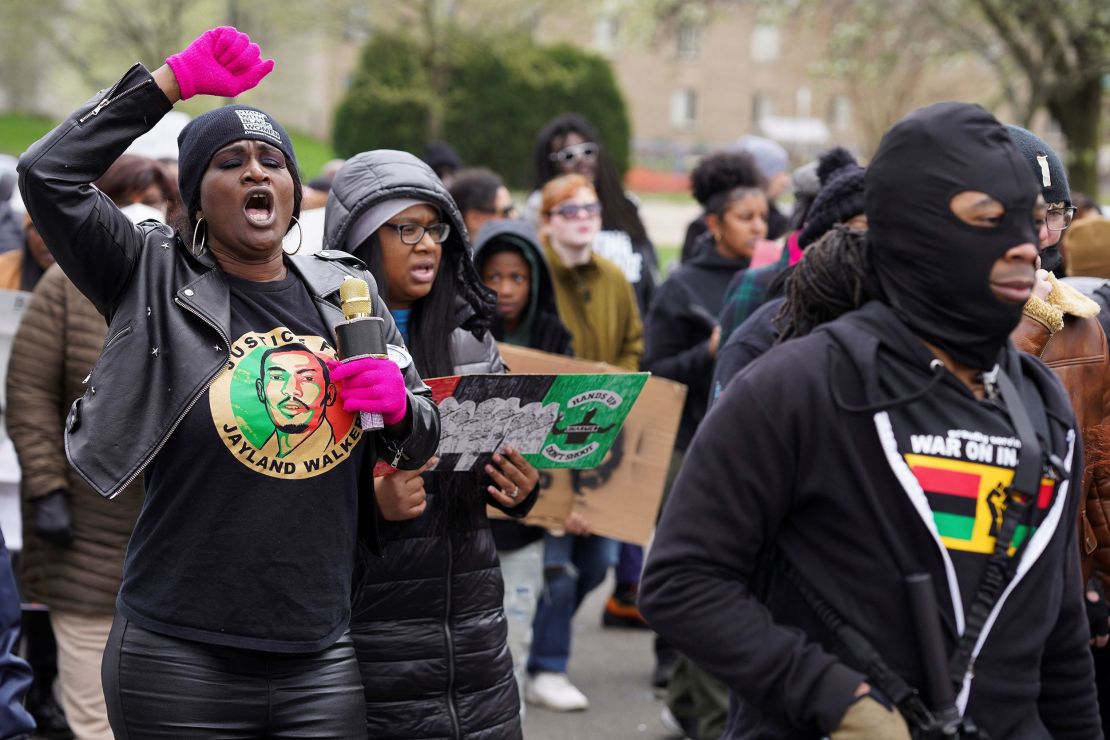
[491,344,687,546]
[425,373,648,472]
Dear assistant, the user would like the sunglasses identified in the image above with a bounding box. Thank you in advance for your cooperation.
[383,222,451,245]
[549,142,600,164]
[549,202,602,220]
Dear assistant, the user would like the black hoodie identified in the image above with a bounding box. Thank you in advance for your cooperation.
[473,219,570,552]
[643,242,749,450]
[472,219,572,357]
[641,300,1097,738]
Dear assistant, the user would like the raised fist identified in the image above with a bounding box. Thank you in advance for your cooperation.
[166,26,274,100]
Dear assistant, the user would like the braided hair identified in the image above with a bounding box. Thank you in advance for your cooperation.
[775,226,879,341]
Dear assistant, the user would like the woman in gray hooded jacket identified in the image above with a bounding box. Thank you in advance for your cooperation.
[325,150,540,739]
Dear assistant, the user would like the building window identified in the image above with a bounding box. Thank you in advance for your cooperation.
[750,24,780,63]
[594,14,618,55]
[829,95,853,130]
[753,93,774,126]
[671,89,697,129]
[796,86,812,118]
[677,23,701,61]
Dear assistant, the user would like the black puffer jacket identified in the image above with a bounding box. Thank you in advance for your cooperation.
[327,151,535,739]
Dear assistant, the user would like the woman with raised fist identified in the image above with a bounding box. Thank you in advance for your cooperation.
[18,26,439,737]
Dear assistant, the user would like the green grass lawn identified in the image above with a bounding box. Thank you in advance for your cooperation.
[0,114,54,157]
[287,130,336,183]
[657,244,680,276]
[0,113,336,181]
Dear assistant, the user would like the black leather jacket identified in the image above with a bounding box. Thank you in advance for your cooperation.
[17,64,439,520]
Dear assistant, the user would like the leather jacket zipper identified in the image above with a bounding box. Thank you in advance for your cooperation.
[444,529,461,739]
[112,297,229,495]
[79,78,152,123]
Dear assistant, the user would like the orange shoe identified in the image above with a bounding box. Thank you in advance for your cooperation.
[602,589,651,629]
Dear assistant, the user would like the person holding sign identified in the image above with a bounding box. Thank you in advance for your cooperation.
[326,149,539,739]
[18,27,439,736]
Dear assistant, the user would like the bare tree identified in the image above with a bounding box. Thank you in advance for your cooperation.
[7,0,201,90]
[2,0,357,104]
[927,0,1110,195]
[796,0,1109,195]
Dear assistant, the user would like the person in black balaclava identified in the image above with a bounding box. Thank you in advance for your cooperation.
[866,102,1037,370]
[641,102,1100,739]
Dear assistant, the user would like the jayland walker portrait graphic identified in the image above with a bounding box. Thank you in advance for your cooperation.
[210,329,363,479]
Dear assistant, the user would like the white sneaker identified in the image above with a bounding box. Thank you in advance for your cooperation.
[525,671,590,711]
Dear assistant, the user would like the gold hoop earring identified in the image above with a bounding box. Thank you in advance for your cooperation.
[283,216,303,256]
[191,217,207,258]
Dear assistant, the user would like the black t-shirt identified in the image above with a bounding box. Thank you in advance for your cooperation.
[887,372,1055,613]
[117,270,367,652]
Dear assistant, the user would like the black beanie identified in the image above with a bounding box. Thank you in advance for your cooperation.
[1004,124,1070,206]
[798,147,865,248]
[176,105,301,225]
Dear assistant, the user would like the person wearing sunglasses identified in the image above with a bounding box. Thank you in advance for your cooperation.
[449,167,518,239]
[527,113,658,318]
[325,149,540,739]
[529,113,661,645]
[524,173,642,713]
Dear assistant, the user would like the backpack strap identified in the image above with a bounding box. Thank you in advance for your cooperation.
[946,366,1046,692]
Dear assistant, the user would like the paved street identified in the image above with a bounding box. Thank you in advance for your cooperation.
[524,575,674,740]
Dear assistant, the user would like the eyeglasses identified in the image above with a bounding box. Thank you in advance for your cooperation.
[1046,206,1076,231]
[549,202,602,220]
[549,142,600,164]
[383,222,451,245]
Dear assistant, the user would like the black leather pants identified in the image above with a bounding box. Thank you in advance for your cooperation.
[102,616,366,739]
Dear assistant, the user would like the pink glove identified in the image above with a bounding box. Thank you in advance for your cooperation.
[166,27,274,100]
[328,357,408,426]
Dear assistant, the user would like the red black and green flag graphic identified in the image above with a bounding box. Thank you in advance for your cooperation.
[904,454,1053,555]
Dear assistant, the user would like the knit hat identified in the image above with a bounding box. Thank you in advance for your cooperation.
[421,141,464,179]
[176,105,301,225]
[734,135,789,180]
[799,147,865,248]
[1064,217,1110,279]
[1004,124,1070,206]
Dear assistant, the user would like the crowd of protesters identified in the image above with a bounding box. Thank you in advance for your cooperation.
[1,24,1110,740]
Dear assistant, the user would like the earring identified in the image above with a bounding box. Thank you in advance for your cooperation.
[191,217,207,258]
[283,216,303,256]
